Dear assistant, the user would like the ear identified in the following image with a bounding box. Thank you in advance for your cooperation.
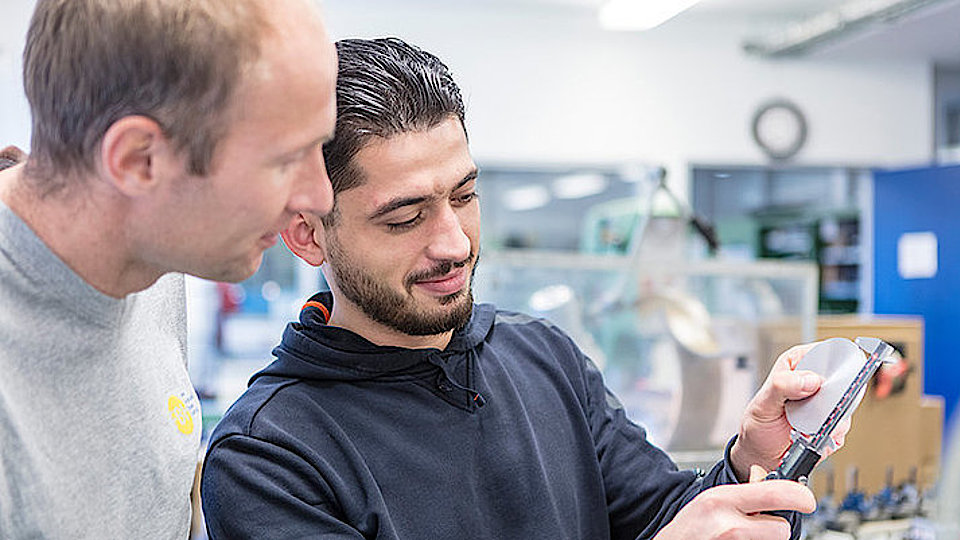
[281,213,327,267]
[99,115,172,197]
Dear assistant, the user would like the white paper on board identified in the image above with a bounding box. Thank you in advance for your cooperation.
[898,231,938,280]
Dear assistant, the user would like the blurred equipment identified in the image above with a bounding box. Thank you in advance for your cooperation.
[584,167,718,263]
[479,164,816,458]
[635,289,719,357]
[835,467,869,532]
[528,284,607,370]
[937,412,960,539]
[474,251,818,454]
[214,282,244,354]
[809,317,943,507]
[874,350,912,399]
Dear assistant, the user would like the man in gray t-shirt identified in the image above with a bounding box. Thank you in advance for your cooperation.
[0,0,338,537]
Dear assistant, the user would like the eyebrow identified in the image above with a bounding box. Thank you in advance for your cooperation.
[368,168,479,221]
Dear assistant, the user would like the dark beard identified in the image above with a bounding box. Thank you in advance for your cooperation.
[326,234,477,336]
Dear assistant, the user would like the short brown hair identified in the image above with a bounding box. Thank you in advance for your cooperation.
[23,0,268,193]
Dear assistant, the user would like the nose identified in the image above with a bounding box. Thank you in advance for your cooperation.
[426,203,471,263]
[288,146,334,217]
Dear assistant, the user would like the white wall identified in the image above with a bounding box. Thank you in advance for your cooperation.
[322,1,934,192]
[1,1,935,192]
[0,0,34,151]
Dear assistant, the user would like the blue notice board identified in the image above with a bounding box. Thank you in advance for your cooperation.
[873,164,960,430]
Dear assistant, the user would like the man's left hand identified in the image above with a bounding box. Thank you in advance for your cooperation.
[730,343,851,482]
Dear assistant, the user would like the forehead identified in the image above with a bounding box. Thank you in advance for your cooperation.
[344,118,475,210]
[221,3,337,147]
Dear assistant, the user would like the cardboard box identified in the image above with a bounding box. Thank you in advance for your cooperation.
[919,396,944,491]
[817,315,924,401]
[808,316,939,498]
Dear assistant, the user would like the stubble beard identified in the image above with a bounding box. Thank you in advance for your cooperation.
[326,233,476,336]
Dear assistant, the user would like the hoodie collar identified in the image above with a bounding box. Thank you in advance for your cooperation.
[297,291,493,353]
[256,291,495,383]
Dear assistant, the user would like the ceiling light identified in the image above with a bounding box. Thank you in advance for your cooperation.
[552,173,609,200]
[599,0,703,31]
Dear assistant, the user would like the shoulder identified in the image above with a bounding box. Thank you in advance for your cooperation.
[209,377,297,441]
[206,375,335,456]
[482,307,595,384]
[488,307,580,351]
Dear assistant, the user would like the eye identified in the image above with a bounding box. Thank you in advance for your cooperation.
[277,156,298,173]
[278,148,310,171]
[386,212,423,231]
[453,192,478,206]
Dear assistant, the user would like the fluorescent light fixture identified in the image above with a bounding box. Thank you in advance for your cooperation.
[502,184,551,211]
[599,0,702,31]
[743,0,952,57]
[617,162,654,183]
[552,173,609,200]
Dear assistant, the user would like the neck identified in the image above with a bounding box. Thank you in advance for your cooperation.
[326,294,454,350]
[0,167,163,298]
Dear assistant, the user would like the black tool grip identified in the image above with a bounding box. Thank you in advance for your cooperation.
[765,441,821,484]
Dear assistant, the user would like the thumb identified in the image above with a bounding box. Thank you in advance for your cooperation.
[748,465,768,483]
[771,369,823,403]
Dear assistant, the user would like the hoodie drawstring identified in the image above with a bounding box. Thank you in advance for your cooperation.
[440,375,486,408]
[429,352,486,408]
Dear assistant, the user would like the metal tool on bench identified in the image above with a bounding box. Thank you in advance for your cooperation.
[766,337,896,484]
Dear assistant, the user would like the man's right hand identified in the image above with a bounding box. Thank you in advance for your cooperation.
[653,466,816,540]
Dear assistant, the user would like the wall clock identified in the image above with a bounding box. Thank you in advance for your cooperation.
[751,99,807,161]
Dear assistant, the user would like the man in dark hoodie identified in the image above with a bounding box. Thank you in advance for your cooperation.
[201,38,837,540]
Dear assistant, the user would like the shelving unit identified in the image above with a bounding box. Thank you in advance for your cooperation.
[693,165,871,314]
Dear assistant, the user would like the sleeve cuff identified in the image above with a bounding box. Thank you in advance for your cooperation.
[721,434,742,485]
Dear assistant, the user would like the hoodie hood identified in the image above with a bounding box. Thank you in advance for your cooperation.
[253,292,495,392]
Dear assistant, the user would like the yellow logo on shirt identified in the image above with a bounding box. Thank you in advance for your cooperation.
[168,395,194,435]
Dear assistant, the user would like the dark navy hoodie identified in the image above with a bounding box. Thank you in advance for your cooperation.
[202,292,798,539]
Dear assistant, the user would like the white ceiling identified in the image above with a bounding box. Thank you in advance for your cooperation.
[689,0,851,18]
[382,0,960,63]
[807,0,960,64]
[427,0,850,18]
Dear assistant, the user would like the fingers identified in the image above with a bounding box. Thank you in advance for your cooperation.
[726,480,817,515]
[665,480,811,540]
[757,343,824,405]
[777,342,819,371]
[747,368,822,428]
[747,512,793,540]
[821,416,852,456]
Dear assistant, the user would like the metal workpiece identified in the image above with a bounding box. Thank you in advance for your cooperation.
[771,337,896,483]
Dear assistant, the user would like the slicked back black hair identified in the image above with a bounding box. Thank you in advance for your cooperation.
[321,37,466,225]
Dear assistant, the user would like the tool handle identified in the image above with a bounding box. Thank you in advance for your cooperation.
[765,439,822,485]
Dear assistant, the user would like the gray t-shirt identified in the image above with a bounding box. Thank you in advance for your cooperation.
[0,198,200,538]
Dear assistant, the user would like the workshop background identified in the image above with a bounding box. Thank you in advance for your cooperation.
[3,0,960,539]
